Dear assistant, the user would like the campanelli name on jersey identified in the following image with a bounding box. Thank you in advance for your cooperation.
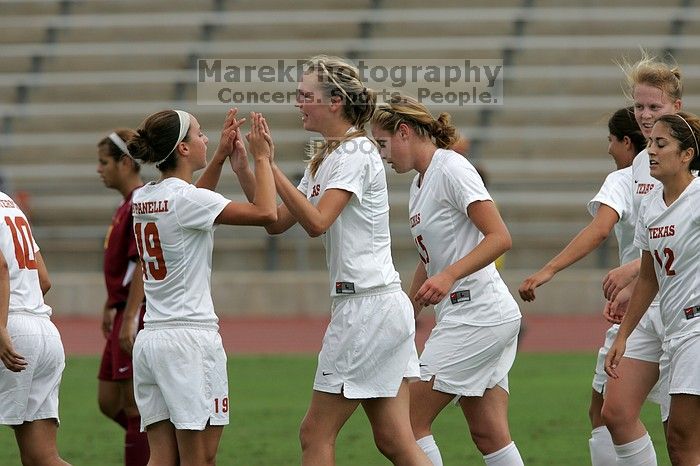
[133,200,169,215]
[649,225,676,239]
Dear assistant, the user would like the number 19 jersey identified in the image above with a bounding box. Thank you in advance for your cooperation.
[635,178,700,340]
[409,149,520,326]
[132,178,229,328]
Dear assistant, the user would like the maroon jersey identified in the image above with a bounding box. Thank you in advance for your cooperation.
[103,188,140,308]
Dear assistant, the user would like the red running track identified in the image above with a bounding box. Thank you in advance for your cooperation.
[54,313,611,356]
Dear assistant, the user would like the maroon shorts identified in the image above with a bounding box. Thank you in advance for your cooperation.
[98,304,146,381]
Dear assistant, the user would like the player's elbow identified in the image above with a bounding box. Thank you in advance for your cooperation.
[259,209,278,225]
[495,230,512,255]
[40,276,51,295]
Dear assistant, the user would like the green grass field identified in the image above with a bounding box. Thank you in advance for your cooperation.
[1,353,670,465]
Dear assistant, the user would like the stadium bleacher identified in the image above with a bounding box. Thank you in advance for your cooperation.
[1,0,697,314]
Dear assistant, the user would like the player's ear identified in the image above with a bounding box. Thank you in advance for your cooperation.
[398,122,411,139]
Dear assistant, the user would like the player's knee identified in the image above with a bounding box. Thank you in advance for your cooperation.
[469,425,510,455]
[19,445,57,466]
[299,416,321,451]
[666,425,690,465]
[600,401,637,429]
[372,429,404,461]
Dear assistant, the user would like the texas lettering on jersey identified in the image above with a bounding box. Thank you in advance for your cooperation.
[409,213,421,228]
[649,225,676,239]
[132,200,169,215]
[636,183,655,195]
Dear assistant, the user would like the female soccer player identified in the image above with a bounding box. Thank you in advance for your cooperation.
[372,94,524,466]
[96,128,149,465]
[244,56,430,465]
[600,56,683,466]
[126,108,277,465]
[606,111,700,466]
[0,191,70,465]
[518,106,653,465]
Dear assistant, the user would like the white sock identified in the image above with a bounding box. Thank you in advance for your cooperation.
[589,426,616,466]
[614,432,657,466]
[483,441,524,466]
[416,435,443,466]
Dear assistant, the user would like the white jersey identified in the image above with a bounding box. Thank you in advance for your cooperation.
[0,191,51,316]
[588,167,638,265]
[298,136,401,296]
[408,149,520,326]
[631,149,661,306]
[634,178,700,340]
[132,178,229,327]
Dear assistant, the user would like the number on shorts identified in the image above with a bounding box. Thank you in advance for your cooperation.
[653,247,676,276]
[214,397,229,413]
[4,216,37,270]
[414,234,430,264]
[134,222,167,280]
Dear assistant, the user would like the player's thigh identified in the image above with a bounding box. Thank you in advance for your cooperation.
[409,378,454,433]
[14,419,61,462]
[363,380,417,441]
[97,380,122,413]
[176,424,224,466]
[301,390,360,440]
[459,385,511,435]
[603,356,659,415]
[145,420,178,466]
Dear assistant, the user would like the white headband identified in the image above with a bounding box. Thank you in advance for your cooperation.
[108,132,130,157]
[675,114,700,158]
[155,110,191,168]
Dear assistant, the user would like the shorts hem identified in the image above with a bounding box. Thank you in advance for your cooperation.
[141,413,170,431]
[313,384,400,399]
[621,353,661,364]
[669,389,700,396]
[0,415,59,426]
[171,419,229,431]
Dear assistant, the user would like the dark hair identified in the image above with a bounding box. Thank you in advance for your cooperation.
[371,94,459,149]
[655,111,700,171]
[127,110,189,172]
[608,106,646,155]
[97,128,140,172]
[304,55,378,177]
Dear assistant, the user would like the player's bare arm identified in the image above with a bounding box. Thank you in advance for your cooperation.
[604,251,658,379]
[0,250,26,372]
[196,108,246,191]
[415,200,511,307]
[35,251,51,295]
[215,113,277,226]
[602,258,641,301]
[519,204,619,302]
[408,261,428,318]
[118,262,145,355]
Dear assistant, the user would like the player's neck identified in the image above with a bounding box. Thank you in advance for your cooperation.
[414,139,438,176]
[661,172,695,205]
[118,176,143,198]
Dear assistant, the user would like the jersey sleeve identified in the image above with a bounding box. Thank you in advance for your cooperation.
[175,186,230,231]
[324,139,370,203]
[442,156,492,213]
[587,169,631,221]
[633,195,651,251]
[297,167,311,195]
